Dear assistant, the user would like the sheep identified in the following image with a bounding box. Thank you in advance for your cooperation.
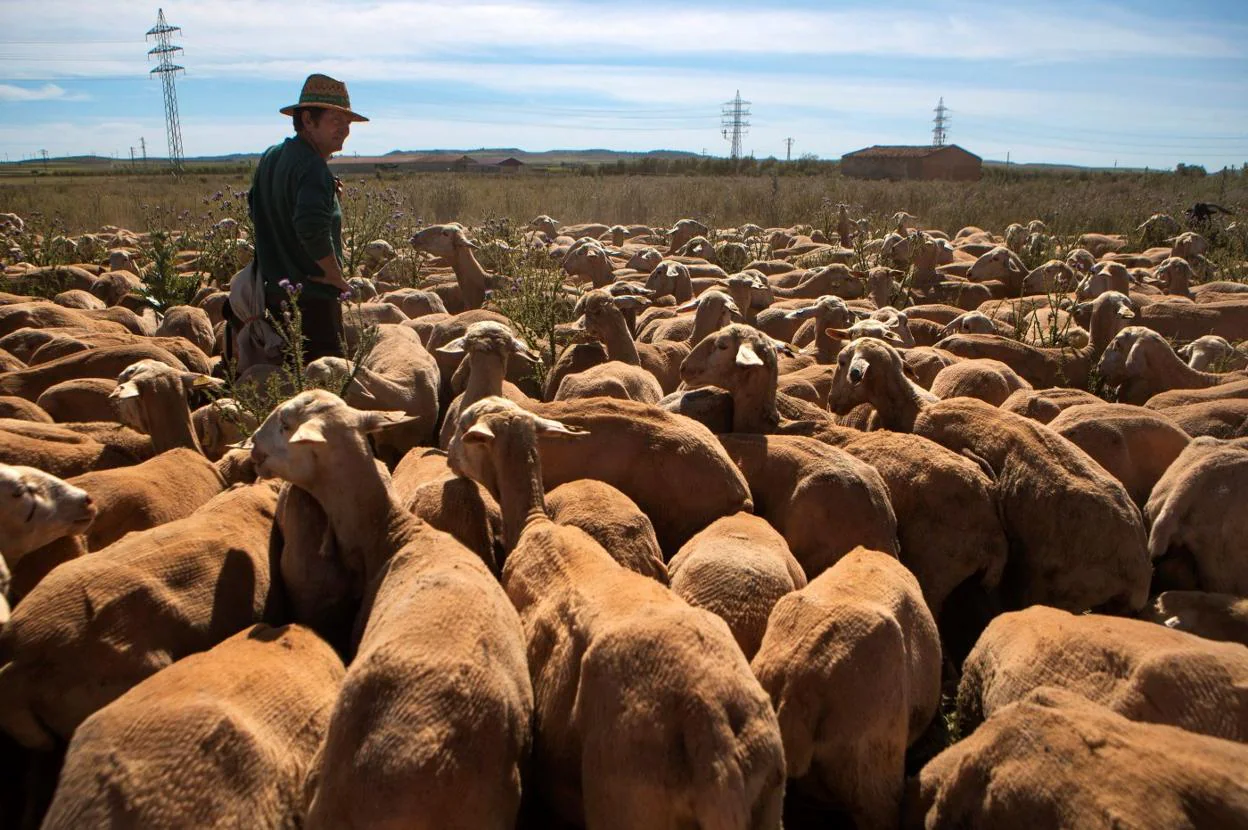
[777,294,856,364]
[1076,232,1128,257]
[644,260,694,304]
[381,287,447,320]
[388,448,502,572]
[0,481,282,749]
[929,358,1033,406]
[966,246,1029,296]
[1155,397,1248,439]
[529,214,559,238]
[0,421,143,479]
[1000,386,1113,423]
[410,224,490,311]
[1135,297,1248,343]
[1046,403,1190,507]
[42,624,345,830]
[561,238,616,288]
[957,605,1248,742]
[1137,212,1183,246]
[435,320,539,449]
[304,323,441,464]
[248,390,533,829]
[154,304,214,357]
[666,218,709,254]
[0,341,190,401]
[549,290,687,396]
[830,337,1150,613]
[1075,260,1133,301]
[192,398,256,461]
[935,290,1137,388]
[35,377,118,423]
[448,396,785,828]
[1141,590,1248,648]
[1177,334,1248,371]
[522,397,752,556]
[0,463,96,602]
[67,448,225,552]
[359,238,396,274]
[546,479,668,583]
[0,396,50,423]
[637,288,739,345]
[52,289,104,311]
[1143,377,1248,409]
[752,548,940,830]
[666,513,804,659]
[766,263,866,301]
[555,360,664,404]
[22,329,208,372]
[1097,326,1248,405]
[1146,436,1248,595]
[909,686,1248,830]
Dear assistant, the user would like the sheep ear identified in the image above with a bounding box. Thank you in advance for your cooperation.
[436,336,467,356]
[785,305,817,320]
[1117,306,1136,319]
[735,342,765,367]
[883,330,904,344]
[454,233,479,250]
[675,297,700,312]
[111,381,140,400]
[901,360,920,382]
[358,410,413,434]
[825,328,851,339]
[771,338,796,357]
[462,421,495,444]
[535,416,589,438]
[289,420,326,445]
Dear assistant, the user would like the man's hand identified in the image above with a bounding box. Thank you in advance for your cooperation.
[310,253,351,294]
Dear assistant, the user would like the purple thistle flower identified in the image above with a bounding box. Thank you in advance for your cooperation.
[339,290,352,302]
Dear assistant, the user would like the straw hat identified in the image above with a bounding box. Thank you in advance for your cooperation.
[280,73,369,122]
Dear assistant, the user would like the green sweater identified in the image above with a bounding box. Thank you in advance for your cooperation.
[248,135,343,301]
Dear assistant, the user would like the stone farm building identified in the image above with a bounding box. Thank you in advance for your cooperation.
[329,153,526,175]
[839,145,982,181]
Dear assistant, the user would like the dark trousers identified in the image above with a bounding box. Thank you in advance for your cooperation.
[222,290,345,371]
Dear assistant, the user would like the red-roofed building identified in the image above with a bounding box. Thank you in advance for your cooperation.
[840,144,981,181]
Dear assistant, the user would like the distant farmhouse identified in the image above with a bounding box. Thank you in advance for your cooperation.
[329,153,525,175]
[840,145,981,181]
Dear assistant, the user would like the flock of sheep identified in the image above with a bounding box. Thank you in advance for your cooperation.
[0,203,1247,829]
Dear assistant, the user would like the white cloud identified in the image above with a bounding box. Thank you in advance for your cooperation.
[0,83,87,103]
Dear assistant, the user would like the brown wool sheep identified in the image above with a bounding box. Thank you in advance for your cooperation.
[668,512,806,658]
[957,605,1248,742]
[752,548,940,830]
[907,686,1248,830]
[449,396,785,829]
[42,624,345,830]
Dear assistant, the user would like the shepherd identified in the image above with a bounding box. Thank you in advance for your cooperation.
[227,73,368,369]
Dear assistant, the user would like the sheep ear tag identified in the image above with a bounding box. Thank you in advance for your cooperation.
[735,343,764,368]
[288,421,327,445]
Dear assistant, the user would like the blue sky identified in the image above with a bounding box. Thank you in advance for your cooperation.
[1,0,1245,168]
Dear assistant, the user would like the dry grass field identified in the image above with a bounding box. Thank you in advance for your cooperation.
[2,165,1244,243]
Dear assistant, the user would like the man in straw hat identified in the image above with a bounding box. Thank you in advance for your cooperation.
[242,73,368,363]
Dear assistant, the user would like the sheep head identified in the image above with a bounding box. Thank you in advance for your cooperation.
[0,463,96,562]
[572,289,645,341]
[785,295,853,329]
[410,224,478,258]
[249,389,412,486]
[1096,326,1167,388]
[626,247,663,272]
[437,320,540,365]
[447,396,587,502]
[828,337,908,414]
[968,246,1027,284]
[646,261,691,298]
[110,359,222,434]
[941,311,998,338]
[675,289,741,327]
[529,215,559,237]
[1065,248,1096,274]
[1155,257,1194,294]
[680,323,787,391]
[1021,260,1076,295]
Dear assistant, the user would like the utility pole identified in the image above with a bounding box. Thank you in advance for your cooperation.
[140,136,147,165]
[932,97,949,147]
[40,149,49,170]
[784,137,794,161]
[146,9,186,173]
[130,146,136,167]
[720,90,751,160]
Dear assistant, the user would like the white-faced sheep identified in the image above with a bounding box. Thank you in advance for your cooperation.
[249,390,533,829]
[830,337,1151,613]
[449,396,785,829]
